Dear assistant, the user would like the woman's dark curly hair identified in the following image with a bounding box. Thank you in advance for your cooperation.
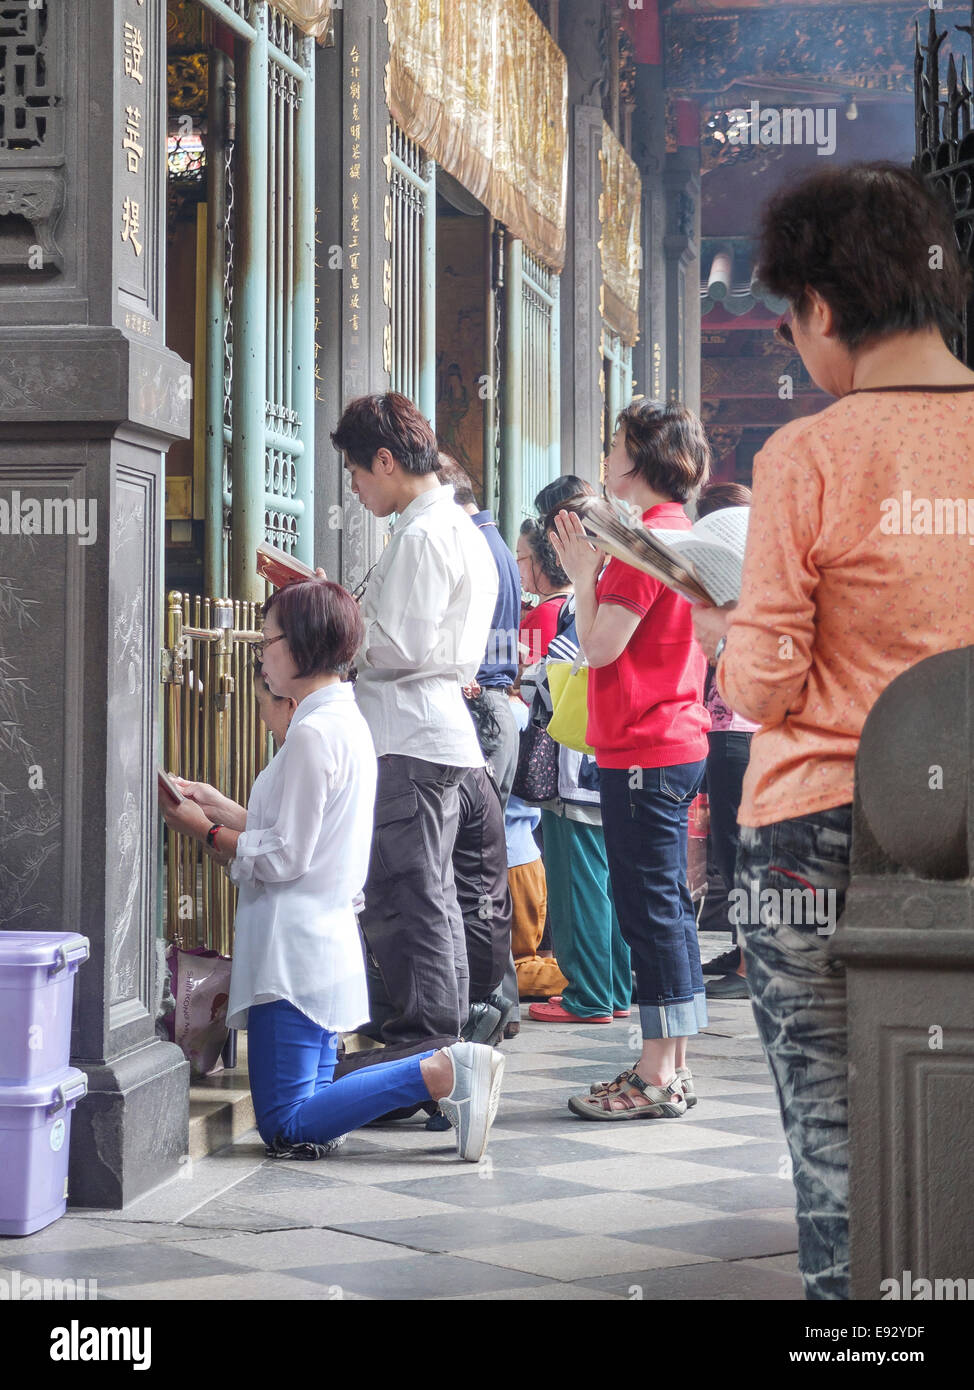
[757,162,971,349]
[520,518,569,588]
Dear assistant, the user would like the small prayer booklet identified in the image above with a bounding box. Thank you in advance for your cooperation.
[256,542,318,589]
[158,768,186,804]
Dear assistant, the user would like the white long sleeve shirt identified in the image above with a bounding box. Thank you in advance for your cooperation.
[226,683,377,1032]
[353,486,499,766]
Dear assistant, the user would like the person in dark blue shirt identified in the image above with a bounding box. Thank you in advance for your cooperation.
[438,456,521,806]
[438,455,524,1044]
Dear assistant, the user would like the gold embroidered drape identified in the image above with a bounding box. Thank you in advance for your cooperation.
[600,122,642,345]
[268,1,332,42]
[386,0,568,272]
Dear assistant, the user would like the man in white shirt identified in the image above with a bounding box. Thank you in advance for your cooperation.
[331,393,498,1065]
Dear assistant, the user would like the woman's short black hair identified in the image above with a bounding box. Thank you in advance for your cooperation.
[697,482,752,518]
[535,475,595,517]
[757,161,972,349]
[614,400,711,503]
[437,453,479,508]
[262,579,363,679]
[330,392,440,474]
[520,518,569,588]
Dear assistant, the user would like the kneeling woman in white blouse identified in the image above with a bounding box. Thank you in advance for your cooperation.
[162,578,504,1163]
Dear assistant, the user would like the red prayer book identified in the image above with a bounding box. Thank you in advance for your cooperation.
[256,542,317,589]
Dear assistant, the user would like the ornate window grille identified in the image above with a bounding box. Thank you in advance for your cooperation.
[386,119,436,421]
[520,247,561,516]
[602,323,632,457]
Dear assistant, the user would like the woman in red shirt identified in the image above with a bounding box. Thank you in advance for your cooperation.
[551,402,711,1120]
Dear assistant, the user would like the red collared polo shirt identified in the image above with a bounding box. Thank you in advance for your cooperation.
[587,502,710,770]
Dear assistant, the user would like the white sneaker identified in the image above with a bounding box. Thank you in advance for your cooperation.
[437,1042,505,1162]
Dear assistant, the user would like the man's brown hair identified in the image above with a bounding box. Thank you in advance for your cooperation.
[331,392,439,475]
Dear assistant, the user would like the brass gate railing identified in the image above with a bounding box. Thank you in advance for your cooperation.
[161,590,273,954]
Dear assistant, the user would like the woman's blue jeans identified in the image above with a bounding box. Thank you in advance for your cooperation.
[247,999,434,1146]
[599,760,707,1040]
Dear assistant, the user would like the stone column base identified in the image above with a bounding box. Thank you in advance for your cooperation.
[69,1039,189,1209]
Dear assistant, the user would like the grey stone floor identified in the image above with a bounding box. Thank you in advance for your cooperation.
[1,942,803,1301]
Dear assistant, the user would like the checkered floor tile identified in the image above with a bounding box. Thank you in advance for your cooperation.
[0,947,802,1300]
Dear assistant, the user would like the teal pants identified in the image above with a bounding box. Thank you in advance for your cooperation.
[541,809,632,1018]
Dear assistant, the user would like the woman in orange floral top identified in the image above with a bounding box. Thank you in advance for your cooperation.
[692,162,974,1301]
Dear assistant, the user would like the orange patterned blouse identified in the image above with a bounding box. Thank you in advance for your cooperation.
[719,387,974,828]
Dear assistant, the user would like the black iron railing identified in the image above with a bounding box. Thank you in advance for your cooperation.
[914,4,974,364]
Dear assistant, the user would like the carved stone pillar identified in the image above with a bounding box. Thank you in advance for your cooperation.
[663,100,702,414]
[628,4,667,404]
[0,0,190,1207]
[832,646,974,1298]
[313,0,387,592]
[566,103,605,487]
[558,0,605,485]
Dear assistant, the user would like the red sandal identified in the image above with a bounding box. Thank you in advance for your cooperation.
[547,996,630,1020]
[528,1001,612,1024]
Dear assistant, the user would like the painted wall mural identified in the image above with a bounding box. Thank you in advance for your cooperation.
[435,216,486,494]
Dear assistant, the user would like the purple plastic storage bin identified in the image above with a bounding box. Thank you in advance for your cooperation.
[0,1068,88,1236]
[0,932,89,1084]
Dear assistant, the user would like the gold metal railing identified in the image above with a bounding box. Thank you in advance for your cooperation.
[161,591,273,954]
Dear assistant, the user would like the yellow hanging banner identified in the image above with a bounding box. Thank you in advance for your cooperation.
[600,121,642,346]
[386,0,568,272]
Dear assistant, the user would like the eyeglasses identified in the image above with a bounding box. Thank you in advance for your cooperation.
[350,562,378,603]
[775,314,795,348]
[252,632,287,661]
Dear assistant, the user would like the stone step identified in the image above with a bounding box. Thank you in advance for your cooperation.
[187,1033,255,1161]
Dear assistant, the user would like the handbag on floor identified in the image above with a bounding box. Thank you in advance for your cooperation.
[164,944,231,1078]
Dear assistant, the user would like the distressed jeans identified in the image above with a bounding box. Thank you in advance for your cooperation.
[735,804,853,1301]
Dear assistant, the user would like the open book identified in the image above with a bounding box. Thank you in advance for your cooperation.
[256,542,317,589]
[562,496,749,606]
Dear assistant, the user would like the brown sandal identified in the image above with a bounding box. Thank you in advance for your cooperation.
[591,1066,697,1108]
[569,1071,687,1121]
[589,1067,636,1096]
